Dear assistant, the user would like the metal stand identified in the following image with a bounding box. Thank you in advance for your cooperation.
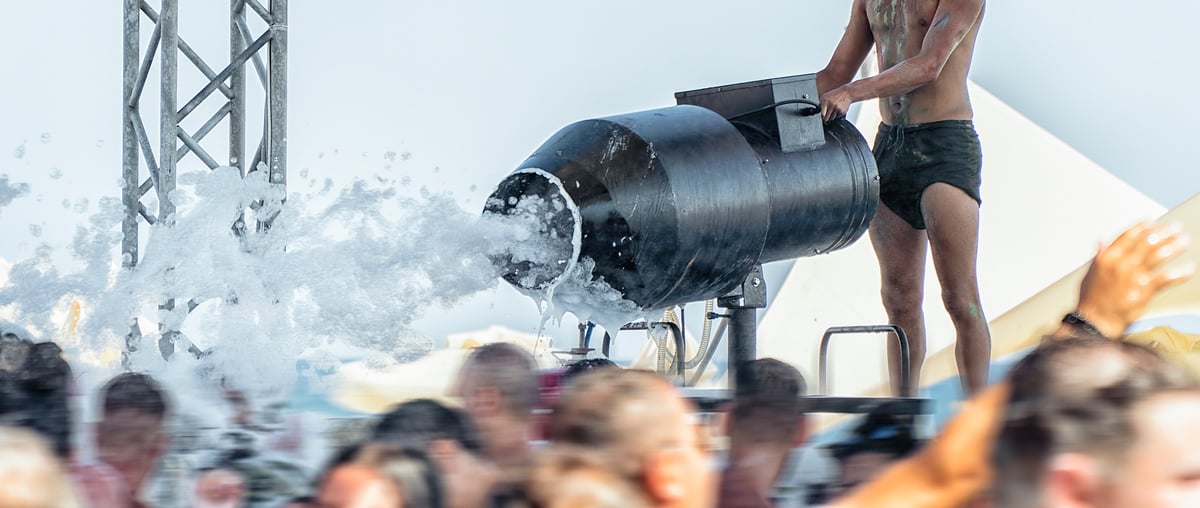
[818,325,911,397]
[121,0,287,365]
[716,265,767,386]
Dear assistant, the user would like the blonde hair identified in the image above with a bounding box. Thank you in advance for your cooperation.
[526,445,650,508]
[0,426,79,508]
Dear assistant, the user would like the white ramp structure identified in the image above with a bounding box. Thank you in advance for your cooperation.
[757,80,1167,400]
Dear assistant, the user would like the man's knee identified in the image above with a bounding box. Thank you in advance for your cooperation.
[880,282,923,318]
[941,288,984,324]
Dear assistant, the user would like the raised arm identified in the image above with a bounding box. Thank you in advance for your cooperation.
[821,0,985,120]
[816,0,875,95]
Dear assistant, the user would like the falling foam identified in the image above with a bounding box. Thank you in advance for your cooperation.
[485,168,650,341]
[0,175,31,214]
[0,167,556,407]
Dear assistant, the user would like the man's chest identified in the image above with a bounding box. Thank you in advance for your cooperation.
[865,0,939,36]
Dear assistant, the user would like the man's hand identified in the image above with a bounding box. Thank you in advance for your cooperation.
[821,85,856,121]
[1071,221,1194,337]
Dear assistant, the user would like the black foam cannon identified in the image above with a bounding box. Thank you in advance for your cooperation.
[485,74,879,311]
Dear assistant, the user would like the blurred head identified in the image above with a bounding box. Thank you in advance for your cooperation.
[728,358,808,448]
[362,445,441,508]
[560,357,619,387]
[548,369,712,508]
[0,338,73,459]
[993,337,1200,508]
[96,373,168,484]
[335,443,442,508]
[371,399,496,508]
[527,445,650,508]
[0,425,79,508]
[316,465,402,508]
[455,343,539,426]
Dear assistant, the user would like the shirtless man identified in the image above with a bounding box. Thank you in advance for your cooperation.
[817,0,989,395]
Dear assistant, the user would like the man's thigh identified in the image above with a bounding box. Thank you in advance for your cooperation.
[921,183,982,292]
[870,201,928,292]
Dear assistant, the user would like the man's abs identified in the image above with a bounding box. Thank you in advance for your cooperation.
[866,0,982,125]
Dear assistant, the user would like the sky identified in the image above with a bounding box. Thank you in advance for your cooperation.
[1,0,1197,352]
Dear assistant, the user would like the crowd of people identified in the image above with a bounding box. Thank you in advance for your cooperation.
[0,220,1193,508]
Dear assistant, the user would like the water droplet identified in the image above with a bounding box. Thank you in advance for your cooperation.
[40,133,52,144]
[13,142,26,159]
[49,168,62,179]
[28,224,42,237]
[384,151,397,162]
[400,151,412,161]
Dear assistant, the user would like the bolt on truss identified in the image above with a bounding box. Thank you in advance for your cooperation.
[121,0,287,363]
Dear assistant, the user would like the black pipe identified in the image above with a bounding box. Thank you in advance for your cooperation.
[727,308,758,381]
[484,105,877,310]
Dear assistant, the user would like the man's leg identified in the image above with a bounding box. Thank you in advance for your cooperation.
[869,202,928,397]
[922,183,991,395]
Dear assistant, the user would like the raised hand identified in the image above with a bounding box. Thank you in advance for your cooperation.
[1070,222,1194,338]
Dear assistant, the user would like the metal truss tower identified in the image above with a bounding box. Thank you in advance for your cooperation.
[122,0,287,264]
[121,0,287,362]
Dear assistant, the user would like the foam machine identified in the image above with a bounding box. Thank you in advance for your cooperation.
[485,74,886,388]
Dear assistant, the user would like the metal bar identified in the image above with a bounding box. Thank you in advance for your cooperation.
[123,0,141,268]
[176,28,271,121]
[177,130,221,169]
[191,101,232,144]
[726,308,757,388]
[138,0,157,20]
[178,39,235,99]
[230,0,246,171]
[267,0,287,189]
[129,114,162,189]
[249,133,265,173]
[137,202,157,225]
[176,102,231,161]
[128,23,160,109]
[158,0,179,225]
[817,325,911,397]
[245,0,272,23]
[139,177,154,198]
[237,17,269,87]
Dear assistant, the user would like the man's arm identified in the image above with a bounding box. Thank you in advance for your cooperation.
[816,0,874,95]
[821,0,985,120]
[826,220,1193,508]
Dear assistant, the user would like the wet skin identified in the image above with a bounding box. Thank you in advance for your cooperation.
[817,0,990,395]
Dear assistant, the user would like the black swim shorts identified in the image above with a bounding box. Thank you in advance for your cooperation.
[873,120,982,230]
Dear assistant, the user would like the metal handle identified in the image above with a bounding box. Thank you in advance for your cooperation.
[818,325,910,397]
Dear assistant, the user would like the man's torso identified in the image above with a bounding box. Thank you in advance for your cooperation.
[864,0,984,125]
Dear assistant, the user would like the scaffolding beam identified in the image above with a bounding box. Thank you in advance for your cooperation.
[121,0,287,364]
